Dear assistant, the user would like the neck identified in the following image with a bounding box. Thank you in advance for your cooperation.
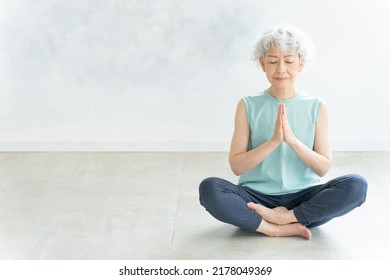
[267,86,298,100]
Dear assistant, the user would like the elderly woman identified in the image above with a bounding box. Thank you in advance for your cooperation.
[199,25,367,239]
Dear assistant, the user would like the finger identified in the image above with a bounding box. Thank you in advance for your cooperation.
[279,104,284,119]
[276,105,281,123]
[281,113,286,129]
[281,104,287,121]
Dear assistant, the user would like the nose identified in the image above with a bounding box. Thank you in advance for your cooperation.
[276,61,286,73]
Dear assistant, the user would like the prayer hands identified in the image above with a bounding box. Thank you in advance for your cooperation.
[271,103,297,146]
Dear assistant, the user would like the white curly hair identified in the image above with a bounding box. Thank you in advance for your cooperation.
[253,24,316,70]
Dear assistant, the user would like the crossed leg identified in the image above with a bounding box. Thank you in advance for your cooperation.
[199,177,312,240]
[247,202,297,225]
[257,219,312,239]
[200,175,367,240]
[247,202,312,240]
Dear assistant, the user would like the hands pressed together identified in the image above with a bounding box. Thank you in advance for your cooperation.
[272,103,297,146]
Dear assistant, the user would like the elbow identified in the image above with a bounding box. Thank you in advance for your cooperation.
[317,169,329,177]
[316,160,332,177]
[230,164,242,176]
[229,158,243,176]
[231,168,242,177]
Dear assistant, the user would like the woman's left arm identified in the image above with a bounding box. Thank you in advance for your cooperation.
[282,103,332,177]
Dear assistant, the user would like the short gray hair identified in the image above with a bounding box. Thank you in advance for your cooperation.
[253,24,316,69]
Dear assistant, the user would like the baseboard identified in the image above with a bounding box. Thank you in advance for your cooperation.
[331,140,390,151]
[0,140,389,152]
[0,141,231,152]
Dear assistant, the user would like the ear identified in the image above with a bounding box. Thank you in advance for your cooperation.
[259,56,266,72]
[298,57,304,72]
[298,60,305,72]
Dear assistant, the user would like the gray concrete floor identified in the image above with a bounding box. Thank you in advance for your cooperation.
[0,152,389,260]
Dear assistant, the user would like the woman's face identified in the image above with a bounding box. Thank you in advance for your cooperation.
[259,47,303,89]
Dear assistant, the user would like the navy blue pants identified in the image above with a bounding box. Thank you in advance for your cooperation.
[199,174,367,232]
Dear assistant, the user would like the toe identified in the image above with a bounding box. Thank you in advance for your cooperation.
[247,202,255,208]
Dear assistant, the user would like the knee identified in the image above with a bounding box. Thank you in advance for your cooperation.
[199,177,219,197]
[347,174,368,204]
[199,177,224,206]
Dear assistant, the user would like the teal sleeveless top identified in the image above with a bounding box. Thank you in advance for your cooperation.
[238,90,323,195]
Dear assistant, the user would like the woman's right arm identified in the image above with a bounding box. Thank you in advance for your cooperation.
[229,100,282,176]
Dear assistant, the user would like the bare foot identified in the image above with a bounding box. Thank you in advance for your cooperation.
[247,202,298,225]
[257,219,312,240]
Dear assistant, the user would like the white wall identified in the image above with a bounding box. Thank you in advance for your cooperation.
[0,0,389,151]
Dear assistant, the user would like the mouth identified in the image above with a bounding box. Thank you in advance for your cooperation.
[275,77,289,81]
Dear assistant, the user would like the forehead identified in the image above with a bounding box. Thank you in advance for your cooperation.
[266,47,299,58]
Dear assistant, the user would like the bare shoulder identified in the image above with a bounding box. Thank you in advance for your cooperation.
[230,99,250,157]
[317,102,329,123]
[236,98,246,112]
[235,99,249,126]
[314,102,331,159]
